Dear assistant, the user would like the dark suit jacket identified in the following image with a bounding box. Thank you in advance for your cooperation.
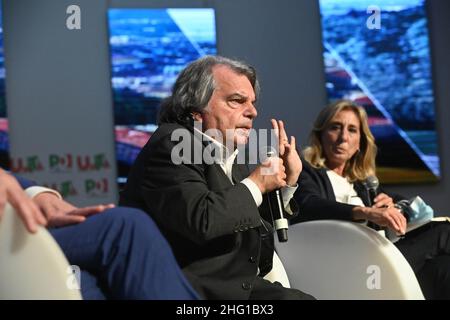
[120,123,297,299]
[291,160,404,225]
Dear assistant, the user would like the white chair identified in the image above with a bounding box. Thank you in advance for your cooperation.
[263,252,291,288]
[0,203,81,299]
[276,220,424,300]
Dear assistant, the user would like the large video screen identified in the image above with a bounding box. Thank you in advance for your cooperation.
[0,2,10,170]
[319,0,440,183]
[108,8,217,182]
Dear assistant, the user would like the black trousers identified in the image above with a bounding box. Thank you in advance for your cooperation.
[249,277,316,300]
[395,222,450,300]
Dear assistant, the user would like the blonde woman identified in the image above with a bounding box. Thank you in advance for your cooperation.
[292,100,450,299]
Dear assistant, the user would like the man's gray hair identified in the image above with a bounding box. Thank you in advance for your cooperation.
[158,55,260,126]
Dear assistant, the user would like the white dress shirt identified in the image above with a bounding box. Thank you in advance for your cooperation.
[24,186,62,199]
[326,170,364,207]
[194,127,297,211]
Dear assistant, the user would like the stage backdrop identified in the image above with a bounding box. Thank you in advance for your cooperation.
[3,0,118,206]
[319,0,440,184]
[108,8,217,183]
[0,2,10,170]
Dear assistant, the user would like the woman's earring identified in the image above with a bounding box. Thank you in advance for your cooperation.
[191,112,202,122]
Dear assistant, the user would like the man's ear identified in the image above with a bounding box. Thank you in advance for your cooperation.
[192,112,203,122]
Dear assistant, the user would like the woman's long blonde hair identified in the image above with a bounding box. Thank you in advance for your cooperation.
[303,100,377,182]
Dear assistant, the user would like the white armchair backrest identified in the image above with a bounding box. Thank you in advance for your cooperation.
[0,203,82,300]
[263,251,291,288]
[276,220,424,300]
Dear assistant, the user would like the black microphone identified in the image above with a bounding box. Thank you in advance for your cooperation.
[364,175,380,207]
[364,175,381,231]
[266,151,288,242]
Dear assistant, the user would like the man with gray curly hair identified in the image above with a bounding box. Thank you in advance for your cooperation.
[121,55,314,300]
